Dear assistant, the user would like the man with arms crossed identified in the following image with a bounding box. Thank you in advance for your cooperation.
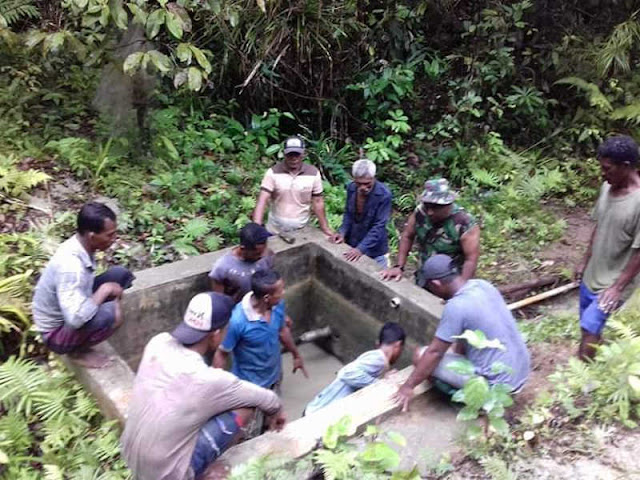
[575,135,640,359]
[121,292,285,480]
[32,202,134,368]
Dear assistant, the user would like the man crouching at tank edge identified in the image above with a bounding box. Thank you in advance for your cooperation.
[121,292,286,480]
[394,254,531,411]
[32,202,135,369]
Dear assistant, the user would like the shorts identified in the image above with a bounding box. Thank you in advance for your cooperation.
[579,282,611,336]
[190,411,243,479]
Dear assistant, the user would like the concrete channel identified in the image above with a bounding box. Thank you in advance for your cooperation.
[63,227,463,474]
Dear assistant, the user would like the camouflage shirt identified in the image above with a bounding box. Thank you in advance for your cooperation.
[414,203,477,281]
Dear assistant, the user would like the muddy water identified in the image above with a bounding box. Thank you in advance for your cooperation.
[280,343,344,419]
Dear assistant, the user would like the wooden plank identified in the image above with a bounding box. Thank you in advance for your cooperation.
[217,365,430,469]
[507,281,579,311]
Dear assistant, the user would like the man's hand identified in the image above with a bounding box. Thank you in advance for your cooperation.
[266,409,286,432]
[394,384,414,412]
[329,233,344,244]
[598,285,623,314]
[94,282,124,305]
[322,228,336,237]
[292,355,309,378]
[380,266,403,281]
[343,248,363,262]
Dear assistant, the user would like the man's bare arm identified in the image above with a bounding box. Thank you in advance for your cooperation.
[253,190,272,225]
[279,326,308,377]
[213,349,230,369]
[599,248,640,313]
[311,196,334,236]
[380,212,417,281]
[460,225,480,281]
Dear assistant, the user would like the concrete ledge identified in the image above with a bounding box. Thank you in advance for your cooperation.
[59,342,134,423]
[218,366,430,469]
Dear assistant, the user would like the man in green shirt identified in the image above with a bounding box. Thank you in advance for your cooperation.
[380,178,480,285]
[575,135,640,360]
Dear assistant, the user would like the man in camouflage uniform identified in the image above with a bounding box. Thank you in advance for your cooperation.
[380,178,480,284]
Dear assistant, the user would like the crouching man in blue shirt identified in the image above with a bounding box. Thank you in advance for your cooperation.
[330,159,392,267]
[304,322,405,416]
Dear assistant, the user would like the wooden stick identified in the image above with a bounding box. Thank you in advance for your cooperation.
[507,281,579,311]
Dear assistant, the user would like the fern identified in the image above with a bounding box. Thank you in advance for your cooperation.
[0,411,32,455]
[480,456,517,480]
[596,14,640,77]
[555,77,613,112]
[314,448,359,480]
[181,217,211,239]
[471,168,501,188]
[0,356,49,417]
[0,154,50,197]
[0,0,39,27]
[610,102,640,125]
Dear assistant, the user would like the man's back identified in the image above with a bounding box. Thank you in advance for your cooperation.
[436,279,530,389]
[32,235,95,332]
[121,333,279,480]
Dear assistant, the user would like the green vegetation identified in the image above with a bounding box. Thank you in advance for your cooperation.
[2,0,640,477]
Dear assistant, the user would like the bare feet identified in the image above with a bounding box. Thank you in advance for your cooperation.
[68,349,112,368]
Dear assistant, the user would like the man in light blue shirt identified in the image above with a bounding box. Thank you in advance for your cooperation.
[304,322,405,415]
[395,254,530,411]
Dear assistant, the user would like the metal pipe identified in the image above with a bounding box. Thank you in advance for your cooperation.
[296,326,332,345]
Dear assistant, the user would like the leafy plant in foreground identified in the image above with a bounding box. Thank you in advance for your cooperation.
[447,330,514,439]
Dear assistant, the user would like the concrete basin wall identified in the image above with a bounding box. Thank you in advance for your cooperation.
[68,227,444,435]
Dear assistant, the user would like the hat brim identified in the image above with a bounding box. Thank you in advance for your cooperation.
[171,322,209,345]
[420,194,457,205]
[284,147,304,155]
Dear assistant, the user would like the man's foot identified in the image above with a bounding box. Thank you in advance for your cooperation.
[68,349,112,368]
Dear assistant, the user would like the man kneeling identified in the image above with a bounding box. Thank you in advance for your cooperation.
[396,254,530,410]
[305,322,405,416]
[121,292,285,480]
[32,202,134,368]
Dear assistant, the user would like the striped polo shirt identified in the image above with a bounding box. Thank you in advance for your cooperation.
[260,162,323,233]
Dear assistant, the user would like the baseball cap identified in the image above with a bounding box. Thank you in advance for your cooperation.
[416,254,458,288]
[420,178,457,205]
[240,222,273,248]
[284,136,305,155]
[171,292,235,345]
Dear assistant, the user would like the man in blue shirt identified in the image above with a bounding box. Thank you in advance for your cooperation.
[213,269,307,389]
[305,322,405,415]
[330,159,392,267]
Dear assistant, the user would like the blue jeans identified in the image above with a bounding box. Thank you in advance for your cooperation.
[190,411,240,479]
[372,254,388,268]
[579,282,610,335]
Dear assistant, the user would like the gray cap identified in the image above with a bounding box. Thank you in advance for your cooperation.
[416,254,458,288]
[284,136,305,154]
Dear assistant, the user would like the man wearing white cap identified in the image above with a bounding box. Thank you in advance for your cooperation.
[253,136,334,236]
[121,292,285,480]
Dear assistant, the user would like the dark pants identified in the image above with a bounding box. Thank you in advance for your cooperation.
[43,266,134,354]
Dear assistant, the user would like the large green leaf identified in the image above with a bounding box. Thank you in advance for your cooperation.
[123,51,145,75]
[453,330,505,351]
[187,67,203,91]
[147,50,172,74]
[176,43,192,64]
[146,9,165,39]
[360,442,400,471]
[165,11,183,39]
[190,46,212,74]
[127,3,148,24]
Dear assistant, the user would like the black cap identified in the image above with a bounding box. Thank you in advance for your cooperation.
[416,254,458,288]
[240,222,273,248]
[171,292,235,345]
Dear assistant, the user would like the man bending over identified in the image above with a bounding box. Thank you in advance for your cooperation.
[121,292,285,480]
[32,202,134,368]
[395,254,530,411]
[305,322,405,416]
[209,222,274,303]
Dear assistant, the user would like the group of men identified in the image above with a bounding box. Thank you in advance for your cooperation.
[30,134,640,479]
